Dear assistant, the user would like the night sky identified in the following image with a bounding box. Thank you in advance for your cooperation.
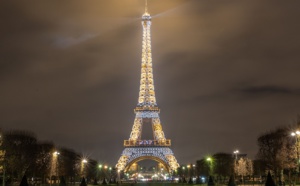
[1,0,300,166]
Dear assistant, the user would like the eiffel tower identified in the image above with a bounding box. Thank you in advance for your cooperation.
[116,1,179,173]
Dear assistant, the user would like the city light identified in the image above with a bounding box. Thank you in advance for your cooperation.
[291,131,300,136]
[233,150,239,159]
[82,159,88,163]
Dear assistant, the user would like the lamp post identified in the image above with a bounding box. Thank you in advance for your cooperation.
[192,164,196,177]
[104,165,108,181]
[99,164,102,177]
[109,167,112,180]
[81,159,88,178]
[117,169,120,183]
[206,157,215,186]
[97,164,102,182]
[182,166,186,177]
[50,151,60,184]
[187,164,191,179]
[233,150,239,180]
[53,151,60,178]
[206,157,212,176]
[233,150,239,160]
[291,131,300,172]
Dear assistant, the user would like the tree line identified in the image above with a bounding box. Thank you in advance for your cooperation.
[1,122,299,185]
[192,124,300,185]
[0,129,111,185]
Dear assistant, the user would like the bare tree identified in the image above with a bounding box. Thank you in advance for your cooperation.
[235,158,253,182]
[3,130,38,180]
[0,129,99,184]
[35,142,55,183]
[257,127,296,182]
[59,147,81,183]
[213,153,233,182]
[196,158,210,177]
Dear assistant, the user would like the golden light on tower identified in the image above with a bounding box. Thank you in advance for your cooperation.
[116,0,179,173]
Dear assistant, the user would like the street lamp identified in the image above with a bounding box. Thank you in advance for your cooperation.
[291,131,300,136]
[182,166,186,178]
[206,157,212,176]
[108,167,112,182]
[233,150,239,179]
[82,159,88,163]
[117,169,120,183]
[233,150,239,160]
[52,151,60,183]
[81,159,88,178]
[53,152,60,176]
[192,164,196,177]
[187,165,191,178]
[97,164,102,180]
[291,131,300,172]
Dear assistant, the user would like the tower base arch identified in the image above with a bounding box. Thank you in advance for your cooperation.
[116,147,179,173]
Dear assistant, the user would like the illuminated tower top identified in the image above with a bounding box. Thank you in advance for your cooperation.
[144,0,149,15]
[136,0,158,112]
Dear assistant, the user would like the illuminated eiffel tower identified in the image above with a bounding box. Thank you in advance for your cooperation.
[116,1,179,173]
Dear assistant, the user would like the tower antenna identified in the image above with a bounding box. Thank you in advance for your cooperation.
[145,0,148,13]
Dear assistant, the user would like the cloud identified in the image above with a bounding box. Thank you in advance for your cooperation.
[231,81,300,102]
[53,33,97,48]
[238,85,297,96]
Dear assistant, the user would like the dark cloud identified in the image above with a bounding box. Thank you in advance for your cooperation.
[238,85,298,96]
[1,0,300,165]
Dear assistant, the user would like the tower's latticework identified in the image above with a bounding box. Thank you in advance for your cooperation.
[116,2,179,173]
